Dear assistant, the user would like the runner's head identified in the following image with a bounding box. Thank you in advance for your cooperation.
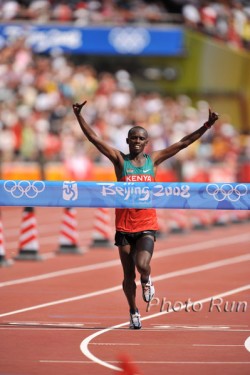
[127,126,148,139]
[126,126,149,154]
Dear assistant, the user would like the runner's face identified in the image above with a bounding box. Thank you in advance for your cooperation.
[127,129,148,154]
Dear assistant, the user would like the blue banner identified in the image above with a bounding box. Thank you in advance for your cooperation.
[0,24,184,55]
[0,180,249,210]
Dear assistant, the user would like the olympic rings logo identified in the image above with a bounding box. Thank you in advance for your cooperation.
[4,180,45,198]
[108,27,150,54]
[206,183,248,202]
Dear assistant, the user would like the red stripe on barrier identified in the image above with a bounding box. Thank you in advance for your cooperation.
[19,235,37,248]
[20,224,36,236]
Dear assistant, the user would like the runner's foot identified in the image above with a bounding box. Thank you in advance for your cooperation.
[129,309,142,329]
[141,276,155,302]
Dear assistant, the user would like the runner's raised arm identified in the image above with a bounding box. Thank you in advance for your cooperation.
[72,101,124,167]
[151,108,219,167]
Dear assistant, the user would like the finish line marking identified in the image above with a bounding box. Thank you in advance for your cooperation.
[245,337,250,352]
[80,283,250,372]
[151,324,249,331]
[39,360,250,365]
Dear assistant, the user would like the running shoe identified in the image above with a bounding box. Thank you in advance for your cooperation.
[129,309,142,329]
[141,276,155,303]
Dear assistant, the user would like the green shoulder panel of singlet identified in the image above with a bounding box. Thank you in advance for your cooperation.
[121,154,155,181]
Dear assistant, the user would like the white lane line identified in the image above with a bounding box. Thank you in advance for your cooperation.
[149,329,250,332]
[152,324,238,328]
[153,325,230,330]
[0,254,249,318]
[0,328,87,331]
[40,360,101,364]
[0,259,121,288]
[7,321,85,327]
[152,253,250,283]
[0,327,100,331]
[4,231,92,249]
[193,344,244,347]
[3,211,94,231]
[245,337,250,352]
[153,232,250,259]
[1,327,249,333]
[90,343,140,346]
[39,360,250,364]
[1,232,249,288]
[0,284,121,318]
[80,284,250,372]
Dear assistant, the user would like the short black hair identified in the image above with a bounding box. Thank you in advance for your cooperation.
[128,126,148,138]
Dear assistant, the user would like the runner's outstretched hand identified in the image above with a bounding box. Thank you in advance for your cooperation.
[205,108,219,128]
[72,101,87,117]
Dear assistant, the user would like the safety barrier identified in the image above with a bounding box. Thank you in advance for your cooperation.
[90,207,113,248]
[56,207,85,255]
[15,206,44,261]
[0,181,249,210]
[0,210,13,267]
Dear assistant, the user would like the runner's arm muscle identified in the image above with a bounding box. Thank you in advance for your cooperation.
[72,101,123,165]
[151,108,219,166]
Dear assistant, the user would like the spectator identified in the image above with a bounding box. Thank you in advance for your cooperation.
[0,33,245,183]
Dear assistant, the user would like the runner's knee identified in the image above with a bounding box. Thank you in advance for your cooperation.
[136,259,150,275]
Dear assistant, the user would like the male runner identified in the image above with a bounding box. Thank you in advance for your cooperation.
[72,100,218,329]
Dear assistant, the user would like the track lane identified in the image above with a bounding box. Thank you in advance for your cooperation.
[0,240,249,316]
[0,207,249,375]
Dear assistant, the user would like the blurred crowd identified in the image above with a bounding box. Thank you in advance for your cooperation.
[1,0,182,24]
[1,38,249,182]
[0,1,250,50]
[182,0,250,50]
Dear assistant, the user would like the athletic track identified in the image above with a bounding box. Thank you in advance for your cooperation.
[0,206,249,375]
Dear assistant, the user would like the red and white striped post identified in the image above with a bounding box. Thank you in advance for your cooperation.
[90,207,113,248]
[15,207,43,260]
[0,210,13,267]
[211,210,230,226]
[189,209,212,230]
[167,209,190,234]
[156,209,167,238]
[57,207,84,254]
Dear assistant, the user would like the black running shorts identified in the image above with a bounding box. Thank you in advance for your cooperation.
[114,230,157,247]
